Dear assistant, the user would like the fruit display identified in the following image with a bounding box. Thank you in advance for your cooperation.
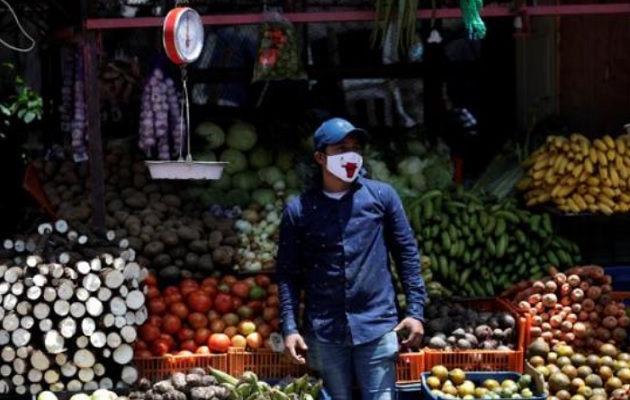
[422,366,540,399]
[210,368,323,400]
[423,300,518,351]
[404,187,581,297]
[526,340,630,400]
[504,265,628,351]
[137,274,278,357]
[519,133,630,214]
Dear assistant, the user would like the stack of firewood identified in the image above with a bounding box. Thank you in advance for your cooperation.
[0,220,148,395]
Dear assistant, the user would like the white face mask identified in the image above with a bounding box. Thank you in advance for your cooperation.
[326,152,363,183]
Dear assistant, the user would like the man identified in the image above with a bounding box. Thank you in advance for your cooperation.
[276,117,426,400]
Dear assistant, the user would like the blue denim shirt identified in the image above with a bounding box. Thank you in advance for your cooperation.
[276,175,426,345]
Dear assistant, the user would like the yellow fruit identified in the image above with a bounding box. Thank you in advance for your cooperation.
[589,148,598,164]
[573,194,587,210]
[431,365,450,382]
[426,376,442,389]
[619,164,629,180]
[533,169,546,181]
[619,203,629,213]
[610,167,620,187]
[449,368,467,385]
[616,137,627,153]
[619,193,630,203]
[572,164,584,178]
[603,135,615,149]
[597,151,608,166]
[607,149,616,161]
[587,177,600,186]
[588,186,600,196]
[533,157,547,171]
[584,194,596,204]
[594,139,607,151]
[599,204,614,215]
[566,198,580,213]
[584,159,594,173]
[601,187,616,198]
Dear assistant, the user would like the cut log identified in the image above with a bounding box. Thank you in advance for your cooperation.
[73,349,95,368]
[70,302,86,319]
[25,240,36,253]
[50,263,64,279]
[33,303,50,320]
[118,238,129,249]
[55,219,69,234]
[83,381,98,391]
[75,288,90,302]
[102,253,114,266]
[99,377,114,389]
[26,255,43,268]
[20,316,34,330]
[57,281,75,300]
[13,240,25,253]
[42,287,57,302]
[125,289,145,310]
[101,348,111,358]
[119,285,129,297]
[78,235,88,245]
[15,385,27,395]
[16,345,32,359]
[54,353,67,366]
[112,257,125,271]
[4,266,23,283]
[112,343,133,365]
[26,286,42,301]
[49,382,64,392]
[0,330,10,346]
[0,365,11,377]
[121,365,139,385]
[101,269,124,289]
[89,331,107,348]
[23,276,33,287]
[76,335,89,349]
[82,273,101,292]
[120,325,137,343]
[121,249,136,262]
[53,299,70,317]
[93,362,105,377]
[39,318,53,332]
[2,293,17,310]
[78,367,94,383]
[101,314,115,328]
[11,328,30,346]
[124,311,136,325]
[16,301,32,316]
[81,318,96,336]
[90,258,102,272]
[106,230,116,242]
[44,330,65,355]
[3,239,12,250]
[2,313,19,332]
[67,230,78,242]
[30,349,51,371]
[134,307,148,326]
[10,281,24,297]
[28,383,43,395]
[85,297,103,317]
[66,379,82,392]
[61,361,77,378]
[0,282,9,295]
[13,358,27,374]
[43,369,60,385]
[97,287,112,302]
[76,261,91,275]
[59,317,77,339]
[106,332,122,349]
[1,347,15,363]
[0,265,6,278]
[12,374,24,386]
[114,316,126,328]
[58,251,81,265]
[110,296,127,316]
[27,368,43,383]
[64,267,79,280]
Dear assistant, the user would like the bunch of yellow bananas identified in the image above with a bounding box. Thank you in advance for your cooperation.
[518,133,630,214]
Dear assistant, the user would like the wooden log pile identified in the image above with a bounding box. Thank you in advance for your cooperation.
[0,220,148,395]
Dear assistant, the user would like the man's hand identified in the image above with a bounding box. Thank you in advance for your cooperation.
[394,317,424,348]
[284,333,308,365]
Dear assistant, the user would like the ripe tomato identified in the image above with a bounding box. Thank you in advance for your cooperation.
[187,290,212,313]
[269,317,280,332]
[257,323,272,339]
[160,333,176,350]
[208,333,231,353]
[231,334,247,348]
[143,273,158,287]
[195,345,210,355]
[255,274,271,288]
[232,297,243,310]
[230,281,251,299]
[246,332,263,349]
[202,276,219,287]
[267,284,278,295]
[161,314,182,335]
[214,293,233,313]
[200,284,217,298]
[164,293,183,306]
[187,312,209,330]
[209,318,226,334]
[221,275,238,285]
[223,326,238,338]
[179,340,198,353]
[139,324,161,342]
[147,298,167,315]
[179,279,199,297]
[135,349,153,358]
[146,286,161,300]
[163,286,180,296]
[246,300,264,314]
[194,328,211,345]
[262,307,279,322]
[147,315,162,327]
[134,339,148,350]
[176,327,195,343]
[265,295,279,308]
[169,302,189,319]
[151,339,170,356]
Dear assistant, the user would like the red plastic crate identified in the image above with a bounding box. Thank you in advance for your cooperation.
[423,298,526,373]
[395,351,424,384]
[227,347,310,380]
[134,353,228,381]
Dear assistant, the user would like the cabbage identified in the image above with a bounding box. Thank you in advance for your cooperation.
[248,146,273,168]
[407,139,427,156]
[258,166,285,185]
[252,188,276,206]
[194,121,225,149]
[232,171,261,191]
[397,156,427,177]
[275,151,294,171]
[225,188,251,207]
[226,121,257,151]
[365,159,390,182]
[285,170,302,189]
[220,149,248,174]
[211,172,232,190]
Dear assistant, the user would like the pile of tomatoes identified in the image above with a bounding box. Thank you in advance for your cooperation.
[136,273,280,357]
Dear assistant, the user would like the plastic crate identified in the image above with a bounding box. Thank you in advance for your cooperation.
[396,351,424,384]
[420,371,546,400]
[134,353,228,381]
[228,347,310,380]
[423,298,526,373]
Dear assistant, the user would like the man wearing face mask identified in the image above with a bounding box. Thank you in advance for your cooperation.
[276,117,426,400]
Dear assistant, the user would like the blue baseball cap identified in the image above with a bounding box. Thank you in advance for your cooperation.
[313,118,368,151]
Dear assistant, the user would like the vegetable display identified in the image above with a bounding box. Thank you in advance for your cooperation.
[519,133,630,214]
[504,265,628,351]
[404,187,581,297]
[209,368,323,400]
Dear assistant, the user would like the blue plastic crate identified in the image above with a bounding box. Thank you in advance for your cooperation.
[420,371,546,400]
[605,266,630,292]
[396,383,423,400]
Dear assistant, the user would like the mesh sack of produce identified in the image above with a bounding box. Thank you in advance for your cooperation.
[252,12,307,82]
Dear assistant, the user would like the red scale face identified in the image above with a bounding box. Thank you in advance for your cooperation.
[163,7,204,65]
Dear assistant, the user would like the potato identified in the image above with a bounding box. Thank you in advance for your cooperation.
[160,231,179,247]
[197,254,214,271]
[125,193,148,209]
[144,241,165,258]
[177,226,200,242]
[162,194,181,208]
[189,240,208,254]
[153,254,172,268]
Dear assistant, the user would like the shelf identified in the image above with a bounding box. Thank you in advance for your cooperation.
[84,3,630,30]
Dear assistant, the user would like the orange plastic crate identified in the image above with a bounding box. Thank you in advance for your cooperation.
[228,347,309,380]
[423,298,525,373]
[134,353,228,381]
[395,351,424,384]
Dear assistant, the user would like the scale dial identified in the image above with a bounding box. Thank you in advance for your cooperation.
[163,7,204,65]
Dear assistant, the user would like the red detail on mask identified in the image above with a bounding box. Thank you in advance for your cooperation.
[344,162,357,178]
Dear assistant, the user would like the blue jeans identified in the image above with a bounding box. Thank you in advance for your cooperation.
[305,330,399,400]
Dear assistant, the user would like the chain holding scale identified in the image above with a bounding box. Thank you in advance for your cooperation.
[146,2,227,179]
